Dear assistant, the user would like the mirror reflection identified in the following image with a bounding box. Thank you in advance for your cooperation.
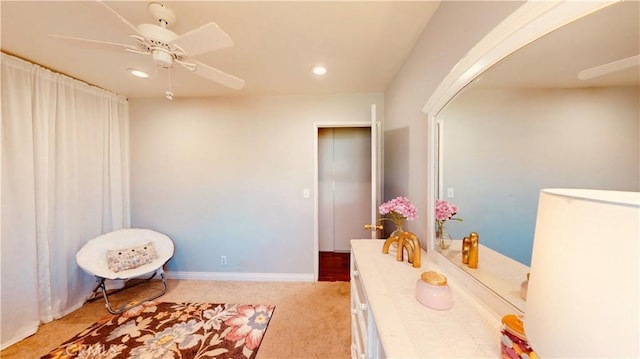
[437,1,639,273]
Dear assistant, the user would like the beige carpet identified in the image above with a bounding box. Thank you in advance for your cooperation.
[1,279,351,359]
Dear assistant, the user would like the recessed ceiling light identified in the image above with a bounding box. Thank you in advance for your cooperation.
[128,68,149,78]
[312,66,327,76]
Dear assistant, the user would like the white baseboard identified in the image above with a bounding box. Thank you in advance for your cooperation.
[166,271,314,282]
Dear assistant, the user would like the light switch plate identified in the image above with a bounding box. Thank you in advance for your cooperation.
[447,188,454,198]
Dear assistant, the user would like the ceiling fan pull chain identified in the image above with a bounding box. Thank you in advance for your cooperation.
[165,67,174,100]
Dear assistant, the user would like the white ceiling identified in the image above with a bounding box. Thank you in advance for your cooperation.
[1,1,440,99]
[474,0,639,89]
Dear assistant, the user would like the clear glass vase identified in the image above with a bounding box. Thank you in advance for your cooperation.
[388,222,403,249]
[390,224,403,238]
[386,217,405,238]
[436,222,452,250]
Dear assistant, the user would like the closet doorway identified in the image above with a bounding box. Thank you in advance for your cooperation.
[314,105,380,281]
[317,127,371,280]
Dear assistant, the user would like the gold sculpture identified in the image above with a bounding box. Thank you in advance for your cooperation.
[382,231,421,268]
[468,232,479,268]
[462,232,479,269]
[462,235,470,264]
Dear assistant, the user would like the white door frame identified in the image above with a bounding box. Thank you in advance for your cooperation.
[313,118,381,280]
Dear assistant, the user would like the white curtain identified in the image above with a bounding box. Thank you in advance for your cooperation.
[0,53,130,349]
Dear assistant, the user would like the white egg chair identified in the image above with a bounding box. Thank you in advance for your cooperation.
[76,228,174,314]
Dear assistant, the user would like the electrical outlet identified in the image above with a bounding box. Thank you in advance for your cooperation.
[220,255,227,266]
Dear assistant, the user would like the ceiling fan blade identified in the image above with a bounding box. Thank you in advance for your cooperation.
[49,34,138,51]
[171,22,234,57]
[188,60,245,90]
[578,55,640,80]
[96,0,144,37]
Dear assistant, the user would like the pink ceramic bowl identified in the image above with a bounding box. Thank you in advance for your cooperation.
[415,271,453,310]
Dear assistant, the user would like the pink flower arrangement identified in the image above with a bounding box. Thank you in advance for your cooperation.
[435,199,462,224]
[379,196,417,230]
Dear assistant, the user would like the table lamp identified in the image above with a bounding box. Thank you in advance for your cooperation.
[526,189,639,358]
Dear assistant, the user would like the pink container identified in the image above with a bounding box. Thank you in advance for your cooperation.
[415,271,453,310]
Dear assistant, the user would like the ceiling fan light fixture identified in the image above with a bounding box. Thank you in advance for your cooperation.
[128,68,149,78]
[312,65,327,76]
[152,49,174,68]
[53,1,244,94]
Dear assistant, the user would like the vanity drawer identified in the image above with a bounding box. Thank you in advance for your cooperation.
[351,260,369,328]
[351,282,368,338]
[351,252,370,359]
[351,314,366,359]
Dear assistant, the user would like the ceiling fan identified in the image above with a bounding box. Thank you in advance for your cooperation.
[50,1,245,99]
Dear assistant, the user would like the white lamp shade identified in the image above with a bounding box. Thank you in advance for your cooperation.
[526,189,639,358]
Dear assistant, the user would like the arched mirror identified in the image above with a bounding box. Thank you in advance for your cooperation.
[426,1,639,314]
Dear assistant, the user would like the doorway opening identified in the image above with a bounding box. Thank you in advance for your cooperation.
[317,126,371,281]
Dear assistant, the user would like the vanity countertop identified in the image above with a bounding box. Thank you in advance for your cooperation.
[351,239,502,358]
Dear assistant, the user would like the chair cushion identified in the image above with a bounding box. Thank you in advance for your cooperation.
[106,242,158,272]
[77,228,174,280]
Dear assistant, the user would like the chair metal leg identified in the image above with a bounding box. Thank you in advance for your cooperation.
[91,270,169,315]
[87,271,158,302]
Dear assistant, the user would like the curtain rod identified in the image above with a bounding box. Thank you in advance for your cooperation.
[1,50,128,101]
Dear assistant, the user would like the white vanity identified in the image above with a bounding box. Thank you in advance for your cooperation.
[350,239,508,358]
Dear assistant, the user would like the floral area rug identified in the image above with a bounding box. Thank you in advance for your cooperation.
[42,301,275,359]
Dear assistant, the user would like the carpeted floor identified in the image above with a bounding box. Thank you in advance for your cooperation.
[1,279,351,359]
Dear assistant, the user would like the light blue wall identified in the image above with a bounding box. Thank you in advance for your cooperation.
[440,87,640,265]
[128,1,527,276]
[129,94,382,276]
[383,1,524,243]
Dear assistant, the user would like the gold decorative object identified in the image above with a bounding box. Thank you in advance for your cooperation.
[468,232,479,269]
[462,235,470,264]
[364,224,383,231]
[462,232,479,269]
[382,231,421,268]
[421,271,447,286]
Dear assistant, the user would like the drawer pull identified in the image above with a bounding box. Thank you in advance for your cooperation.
[360,303,368,311]
[353,270,359,277]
